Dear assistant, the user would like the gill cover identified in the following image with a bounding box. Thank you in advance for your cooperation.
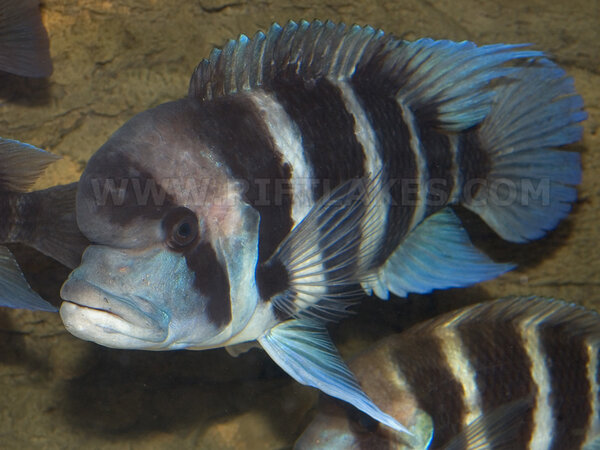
[60,199,262,351]
[59,99,263,350]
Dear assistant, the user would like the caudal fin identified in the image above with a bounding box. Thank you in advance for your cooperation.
[0,138,60,311]
[462,60,586,242]
[0,0,53,77]
[0,137,59,192]
[0,138,88,269]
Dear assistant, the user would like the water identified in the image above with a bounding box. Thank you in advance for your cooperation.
[0,0,598,448]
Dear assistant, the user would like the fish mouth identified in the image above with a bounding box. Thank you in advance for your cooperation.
[60,278,169,348]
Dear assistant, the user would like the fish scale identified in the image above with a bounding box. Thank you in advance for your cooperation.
[295,297,600,449]
[0,20,587,437]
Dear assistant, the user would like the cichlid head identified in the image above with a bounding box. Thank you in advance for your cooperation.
[59,98,261,350]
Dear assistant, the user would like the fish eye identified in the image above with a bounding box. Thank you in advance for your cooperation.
[163,207,199,250]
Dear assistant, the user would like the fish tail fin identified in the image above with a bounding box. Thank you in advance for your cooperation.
[23,183,89,269]
[0,0,53,77]
[462,59,586,242]
[0,137,59,194]
[0,138,60,311]
[0,245,56,311]
[0,136,57,244]
[0,138,87,312]
[0,138,88,269]
[0,136,58,244]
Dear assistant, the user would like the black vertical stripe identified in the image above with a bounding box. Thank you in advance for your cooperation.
[458,322,535,447]
[540,324,591,450]
[267,73,367,302]
[269,72,366,196]
[350,69,417,264]
[186,241,231,327]
[392,335,466,447]
[190,95,293,267]
[417,123,454,216]
[0,192,19,242]
[457,129,492,202]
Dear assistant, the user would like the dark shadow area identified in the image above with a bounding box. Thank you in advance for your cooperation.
[7,243,70,308]
[0,246,66,374]
[331,285,494,353]
[58,343,302,437]
[54,286,494,440]
[0,307,52,374]
[4,244,309,443]
[0,311,29,363]
[0,72,52,106]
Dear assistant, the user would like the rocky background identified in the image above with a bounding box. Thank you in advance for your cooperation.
[0,0,598,448]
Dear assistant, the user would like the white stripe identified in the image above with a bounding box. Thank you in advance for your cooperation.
[247,90,326,309]
[396,99,428,232]
[519,317,554,449]
[448,134,462,203]
[335,81,382,183]
[584,343,599,447]
[434,326,483,431]
[247,90,314,226]
[334,81,389,274]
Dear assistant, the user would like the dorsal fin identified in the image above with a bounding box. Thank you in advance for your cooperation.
[188,20,396,100]
[408,296,600,345]
[188,20,544,131]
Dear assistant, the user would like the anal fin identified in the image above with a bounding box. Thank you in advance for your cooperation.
[372,207,513,298]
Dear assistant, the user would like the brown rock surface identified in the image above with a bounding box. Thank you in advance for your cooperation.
[0,1,598,448]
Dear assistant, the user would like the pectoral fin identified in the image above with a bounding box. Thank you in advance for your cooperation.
[261,174,385,321]
[258,319,413,439]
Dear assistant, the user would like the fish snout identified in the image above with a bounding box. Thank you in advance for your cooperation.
[60,275,169,349]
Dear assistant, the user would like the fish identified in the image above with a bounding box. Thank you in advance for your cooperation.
[0,0,53,77]
[0,20,586,436]
[0,138,88,311]
[295,296,600,449]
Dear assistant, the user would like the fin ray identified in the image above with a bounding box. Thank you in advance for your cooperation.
[25,183,89,269]
[373,208,513,298]
[258,319,413,438]
[463,60,585,242]
[409,296,600,345]
[0,0,53,77]
[189,20,541,134]
[392,40,542,130]
[265,174,384,321]
[0,245,57,312]
[0,138,59,193]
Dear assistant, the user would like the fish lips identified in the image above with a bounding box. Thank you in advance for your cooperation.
[60,277,169,348]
